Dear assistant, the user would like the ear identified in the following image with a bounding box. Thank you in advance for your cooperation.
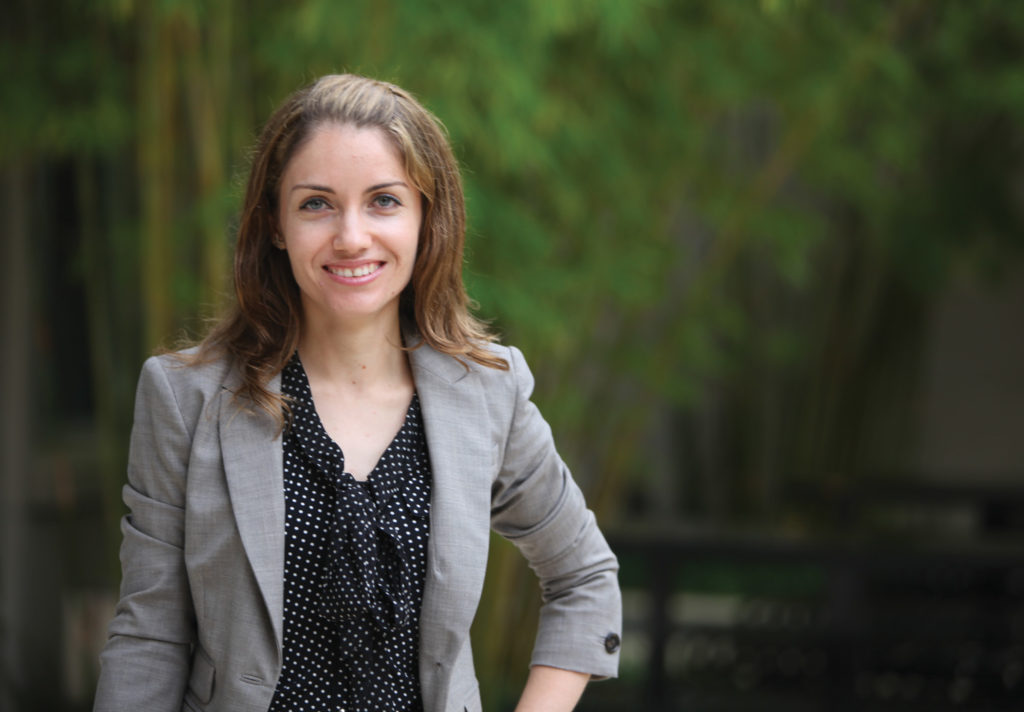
[272,233,286,250]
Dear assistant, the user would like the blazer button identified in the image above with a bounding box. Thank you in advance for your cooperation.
[604,633,621,654]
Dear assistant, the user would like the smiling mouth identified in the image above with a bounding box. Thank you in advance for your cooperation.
[325,263,382,278]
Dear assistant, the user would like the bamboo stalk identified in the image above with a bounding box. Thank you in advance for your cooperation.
[180,0,233,315]
[138,4,178,351]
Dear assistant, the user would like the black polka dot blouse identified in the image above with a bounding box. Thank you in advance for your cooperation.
[268,354,431,712]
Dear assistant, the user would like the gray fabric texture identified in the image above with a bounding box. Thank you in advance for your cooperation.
[93,340,621,712]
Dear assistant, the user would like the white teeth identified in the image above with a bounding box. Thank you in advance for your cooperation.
[328,263,379,278]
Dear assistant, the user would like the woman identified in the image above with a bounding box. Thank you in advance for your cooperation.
[94,74,621,712]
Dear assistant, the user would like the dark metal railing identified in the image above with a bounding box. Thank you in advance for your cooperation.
[596,481,1024,712]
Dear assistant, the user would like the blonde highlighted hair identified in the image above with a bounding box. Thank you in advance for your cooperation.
[196,74,506,416]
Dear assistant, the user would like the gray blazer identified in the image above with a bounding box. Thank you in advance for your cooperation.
[94,341,621,712]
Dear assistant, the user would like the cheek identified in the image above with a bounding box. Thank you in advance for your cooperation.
[399,221,415,260]
[280,222,317,260]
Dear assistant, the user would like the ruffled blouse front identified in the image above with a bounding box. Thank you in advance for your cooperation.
[268,355,431,712]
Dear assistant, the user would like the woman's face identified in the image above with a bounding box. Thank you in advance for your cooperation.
[277,123,422,334]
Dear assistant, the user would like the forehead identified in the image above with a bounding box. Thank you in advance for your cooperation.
[286,123,402,172]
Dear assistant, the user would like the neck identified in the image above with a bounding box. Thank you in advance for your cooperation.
[297,312,411,392]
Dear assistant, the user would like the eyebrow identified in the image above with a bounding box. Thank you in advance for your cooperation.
[290,183,334,194]
[289,181,409,194]
[366,181,409,193]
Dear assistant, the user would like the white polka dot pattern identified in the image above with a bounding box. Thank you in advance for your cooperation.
[268,355,431,712]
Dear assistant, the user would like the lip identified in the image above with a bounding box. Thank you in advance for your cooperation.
[323,261,384,285]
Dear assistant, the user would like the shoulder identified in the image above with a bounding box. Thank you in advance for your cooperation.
[409,341,541,449]
[409,338,532,391]
[142,347,236,391]
[134,348,240,426]
[474,341,533,394]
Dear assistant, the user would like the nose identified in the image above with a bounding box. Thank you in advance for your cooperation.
[332,209,371,253]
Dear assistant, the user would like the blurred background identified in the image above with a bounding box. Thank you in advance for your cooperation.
[3,1,1024,710]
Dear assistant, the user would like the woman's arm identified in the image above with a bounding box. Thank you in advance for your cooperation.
[491,346,622,689]
[94,356,198,712]
[514,665,590,712]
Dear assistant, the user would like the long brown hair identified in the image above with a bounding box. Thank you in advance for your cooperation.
[195,74,506,416]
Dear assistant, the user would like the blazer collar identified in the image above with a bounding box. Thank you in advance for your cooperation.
[405,335,473,386]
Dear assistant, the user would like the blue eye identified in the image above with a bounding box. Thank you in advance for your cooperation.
[300,197,329,211]
[373,194,401,208]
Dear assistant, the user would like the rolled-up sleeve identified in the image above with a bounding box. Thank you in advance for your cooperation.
[489,346,622,679]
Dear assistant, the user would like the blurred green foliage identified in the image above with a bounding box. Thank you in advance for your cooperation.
[4,0,1023,706]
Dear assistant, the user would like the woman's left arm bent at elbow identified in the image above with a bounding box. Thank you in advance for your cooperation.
[489,345,622,689]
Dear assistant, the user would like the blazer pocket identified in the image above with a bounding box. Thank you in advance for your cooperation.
[187,646,216,705]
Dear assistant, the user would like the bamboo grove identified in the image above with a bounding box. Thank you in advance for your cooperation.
[3,1,1023,706]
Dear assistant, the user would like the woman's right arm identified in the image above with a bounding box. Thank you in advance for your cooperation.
[94,357,197,712]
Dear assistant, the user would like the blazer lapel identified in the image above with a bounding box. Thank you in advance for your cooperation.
[218,372,286,654]
[409,345,496,665]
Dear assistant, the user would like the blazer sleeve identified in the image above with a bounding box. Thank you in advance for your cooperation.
[94,356,197,712]
[489,346,622,679]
